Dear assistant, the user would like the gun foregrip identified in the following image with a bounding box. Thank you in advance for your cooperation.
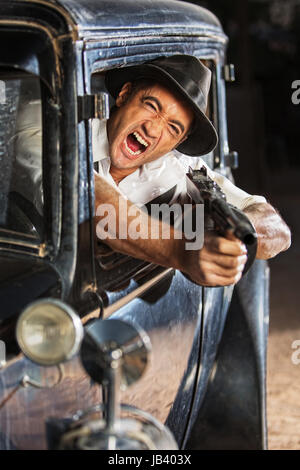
[210,198,257,245]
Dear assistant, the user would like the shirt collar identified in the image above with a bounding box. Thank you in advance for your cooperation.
[92,118,110,162]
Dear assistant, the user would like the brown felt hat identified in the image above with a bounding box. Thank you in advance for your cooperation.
[105,54,218,156]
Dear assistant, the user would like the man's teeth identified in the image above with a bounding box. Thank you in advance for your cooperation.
[125,139,142,156]
[133,131,149,148]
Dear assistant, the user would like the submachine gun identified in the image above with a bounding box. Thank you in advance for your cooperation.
[186,166,257,274]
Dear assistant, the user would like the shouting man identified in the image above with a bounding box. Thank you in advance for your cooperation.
[91,55,290,286]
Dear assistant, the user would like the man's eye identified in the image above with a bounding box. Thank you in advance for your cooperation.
[145,101,156,111]
[169,124,180,136]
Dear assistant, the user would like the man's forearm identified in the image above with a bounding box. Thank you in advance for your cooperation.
[94,175,185,271]
[243,202,291,259]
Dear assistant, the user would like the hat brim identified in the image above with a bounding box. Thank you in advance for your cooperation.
[105,63,218,157]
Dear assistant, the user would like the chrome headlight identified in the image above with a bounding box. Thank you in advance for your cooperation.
[16,299,83,366]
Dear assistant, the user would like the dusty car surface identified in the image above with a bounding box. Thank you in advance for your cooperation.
[0,0,269,450]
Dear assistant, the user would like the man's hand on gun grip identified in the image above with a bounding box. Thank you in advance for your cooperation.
[183,231,248,287]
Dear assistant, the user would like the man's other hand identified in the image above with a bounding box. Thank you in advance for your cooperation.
[182,231,248,287]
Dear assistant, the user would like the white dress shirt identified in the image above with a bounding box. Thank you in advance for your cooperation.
[92,119,267,210]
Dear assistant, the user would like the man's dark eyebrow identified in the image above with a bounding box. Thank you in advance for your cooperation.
[142,95,185,134]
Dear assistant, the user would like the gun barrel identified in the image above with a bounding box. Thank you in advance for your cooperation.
[233,225,257,245]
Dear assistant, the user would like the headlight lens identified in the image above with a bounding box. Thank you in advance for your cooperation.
[16,299,83,366]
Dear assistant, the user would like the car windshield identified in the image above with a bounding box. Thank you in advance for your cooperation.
[0,71,43,241]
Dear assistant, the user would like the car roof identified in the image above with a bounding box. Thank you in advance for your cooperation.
[53,0,225,41]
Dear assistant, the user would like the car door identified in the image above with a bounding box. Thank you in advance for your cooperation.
[80,41,233,446]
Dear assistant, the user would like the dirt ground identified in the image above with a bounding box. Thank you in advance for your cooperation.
[266,184,300,450]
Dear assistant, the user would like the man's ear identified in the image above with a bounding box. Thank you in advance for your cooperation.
[115,82,133,107]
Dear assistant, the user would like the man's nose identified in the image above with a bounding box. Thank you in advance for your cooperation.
[142,117,164,138]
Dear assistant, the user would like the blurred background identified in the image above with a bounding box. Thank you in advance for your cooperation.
[183,0,300,450]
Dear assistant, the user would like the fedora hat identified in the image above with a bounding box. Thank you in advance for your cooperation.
[105,54,218,156]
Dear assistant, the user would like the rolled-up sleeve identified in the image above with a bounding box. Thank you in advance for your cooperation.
[206,168,267,210]
[176,154,267,210]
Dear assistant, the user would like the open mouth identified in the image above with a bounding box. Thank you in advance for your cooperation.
[124,131,149,157]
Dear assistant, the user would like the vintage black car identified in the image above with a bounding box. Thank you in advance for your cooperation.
[0,0,269,450]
